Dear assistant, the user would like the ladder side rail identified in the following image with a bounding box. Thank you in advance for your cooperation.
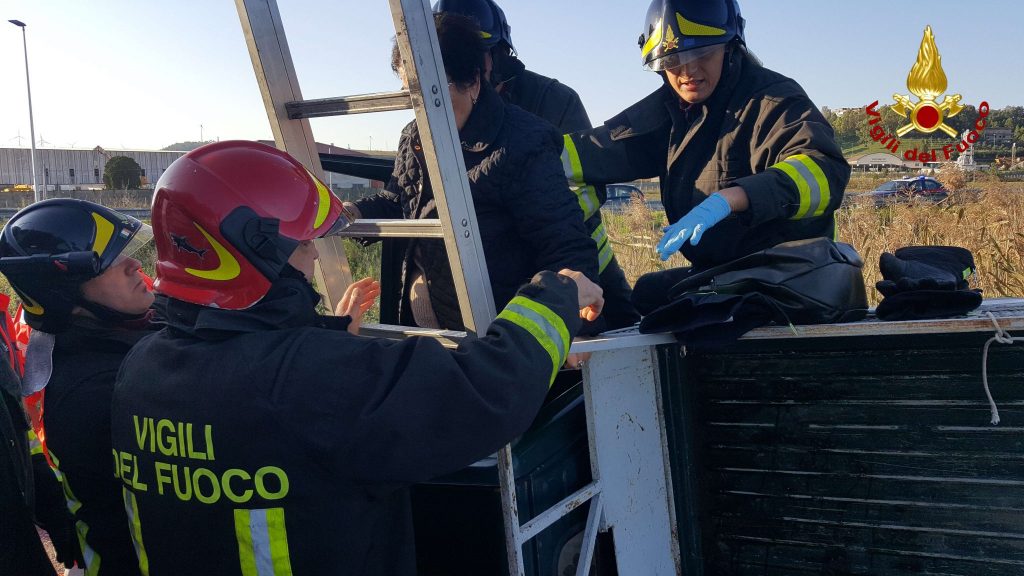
[389,0,496,334]
[235,0,353,311]
[497,445,527,575]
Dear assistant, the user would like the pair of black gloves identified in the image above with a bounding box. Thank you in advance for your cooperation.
[876,246,982,321]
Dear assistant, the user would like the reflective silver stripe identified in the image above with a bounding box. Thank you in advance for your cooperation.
[504,302,568,362]
[598,242,614,273]
[561,146,575,181]
[591,222,608,247]
[785,157,823,217]
[122,489,149,575]
[235,508,293,576]
[75,521,100,576]
[575,185,599,220]
[252,509,275,576]
[504,302,568,365]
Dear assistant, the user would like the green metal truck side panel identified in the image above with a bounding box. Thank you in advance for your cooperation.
[660,333,1024,575]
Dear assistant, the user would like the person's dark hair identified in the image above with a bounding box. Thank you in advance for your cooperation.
[390,37,402,77]
[435,12,486,89]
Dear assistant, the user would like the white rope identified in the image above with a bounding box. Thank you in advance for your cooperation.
[982,312,1022,425]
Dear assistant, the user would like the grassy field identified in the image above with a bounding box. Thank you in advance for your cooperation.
[1,176,1021,315]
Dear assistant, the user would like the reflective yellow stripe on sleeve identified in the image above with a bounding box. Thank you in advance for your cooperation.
[497,296,571,386]
[122,488,149,576]
[235,508,294,576]
[75,521,100,576]
[53,451,102,573]
[591,222,613,274]
[561,135,584,185]
[27,429,43,456]
[770,154,831,219]
[574,185,600,220]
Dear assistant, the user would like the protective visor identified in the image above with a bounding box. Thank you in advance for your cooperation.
[645,44,725,72]
[118,222,154,260]
[318,204,359,238]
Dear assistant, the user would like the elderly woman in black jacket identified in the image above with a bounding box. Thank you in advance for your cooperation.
[352,13,598,331]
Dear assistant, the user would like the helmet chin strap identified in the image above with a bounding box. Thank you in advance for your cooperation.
[75,295,149,327]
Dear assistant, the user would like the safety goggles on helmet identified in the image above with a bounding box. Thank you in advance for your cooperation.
[151,140,348,310]
[0,198,154,331]
[645,43,725,72]
[639,0,744,71]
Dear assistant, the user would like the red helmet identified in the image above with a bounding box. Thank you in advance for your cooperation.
[151,140,347,309]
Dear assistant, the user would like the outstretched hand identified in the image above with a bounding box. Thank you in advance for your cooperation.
[335,277,381,335]
[656,192,732,261]
[558,269,604,322]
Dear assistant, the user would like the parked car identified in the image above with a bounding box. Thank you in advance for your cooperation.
[603,183,645,212]
[867,176,948,206]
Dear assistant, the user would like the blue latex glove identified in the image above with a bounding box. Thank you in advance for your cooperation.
[656,193,731,261]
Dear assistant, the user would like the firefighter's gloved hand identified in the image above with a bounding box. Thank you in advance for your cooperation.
[656,193,731,261]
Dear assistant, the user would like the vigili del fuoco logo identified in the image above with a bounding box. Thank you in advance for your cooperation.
[863,26,989,163]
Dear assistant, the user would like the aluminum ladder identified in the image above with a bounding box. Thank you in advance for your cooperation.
[233,1,677,574]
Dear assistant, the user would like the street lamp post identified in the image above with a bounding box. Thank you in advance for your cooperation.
[9,19,40,203]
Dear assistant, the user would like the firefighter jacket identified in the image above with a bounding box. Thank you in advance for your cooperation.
[355,84,597,330]
[40,317,155,576]
[562,49,850,270]
[109,270,581,576]
[1,379,57,575]
[500,61,640,331]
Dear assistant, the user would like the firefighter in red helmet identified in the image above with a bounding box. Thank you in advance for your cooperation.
[109,140,602,575]
[562,0,849,276]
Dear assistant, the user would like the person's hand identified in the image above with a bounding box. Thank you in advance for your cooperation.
[342,201,362,220]
[656,192,732,260]
[335,277,381,335]
[558,269,604,322]
[565,350,592,370]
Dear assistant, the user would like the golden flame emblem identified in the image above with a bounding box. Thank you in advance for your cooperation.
[891,26,964,137]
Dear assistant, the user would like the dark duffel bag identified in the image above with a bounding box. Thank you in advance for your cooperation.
[635,238,868,338]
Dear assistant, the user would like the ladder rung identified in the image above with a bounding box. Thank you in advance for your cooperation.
[359,323,465,348]
[335,219,444,239]
[518,481,601,541]
[286,91,412,119]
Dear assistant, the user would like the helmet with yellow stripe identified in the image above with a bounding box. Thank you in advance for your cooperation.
[0,199,153,332]
[151,140,347,310]
[435,0,513,53]
[639,0,745,72]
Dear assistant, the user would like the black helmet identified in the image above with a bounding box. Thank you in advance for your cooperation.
[638,0,745,71]
[434,0,514,53]
[0,199,152,332]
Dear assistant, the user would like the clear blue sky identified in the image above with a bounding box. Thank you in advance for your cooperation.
[2,1,1020,152]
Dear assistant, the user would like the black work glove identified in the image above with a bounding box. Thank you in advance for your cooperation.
[875,246,982,321]
[876,252,959,296]
[875,289,982,321]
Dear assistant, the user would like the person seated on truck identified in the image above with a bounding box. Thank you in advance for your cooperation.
[434,0,640,331]
[561,0,850,272]
[107,140,603,575]
[0,199,159,576]
[348,13,599,333]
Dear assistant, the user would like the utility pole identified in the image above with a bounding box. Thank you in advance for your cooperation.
[9,20,40,203]
[200,124,204,143]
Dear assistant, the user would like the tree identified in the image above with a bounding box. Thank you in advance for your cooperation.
[104,156,143,190]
